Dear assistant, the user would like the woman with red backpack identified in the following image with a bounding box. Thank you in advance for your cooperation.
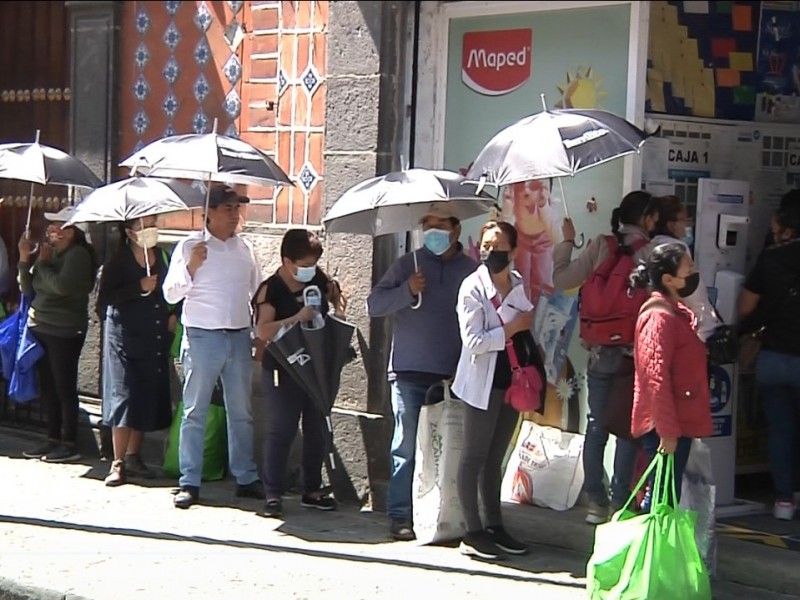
[552,191,659,524]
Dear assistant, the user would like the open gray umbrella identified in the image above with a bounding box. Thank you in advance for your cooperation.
[0,130,103,233]
[66,177,205,225]
[322,168,497,237]
[467,95,651,247]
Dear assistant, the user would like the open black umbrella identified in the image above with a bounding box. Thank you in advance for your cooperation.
[266,314,356,470]
[466,94,652,247]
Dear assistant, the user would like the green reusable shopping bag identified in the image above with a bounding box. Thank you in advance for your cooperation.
[162,389,228,482]
[586,453,712,600]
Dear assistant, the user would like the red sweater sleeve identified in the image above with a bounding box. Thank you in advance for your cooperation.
[638,310,681,439]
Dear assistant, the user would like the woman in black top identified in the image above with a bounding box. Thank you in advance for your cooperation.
[253,229,345,518]
[97,216,176,486]
[740,203,800,521]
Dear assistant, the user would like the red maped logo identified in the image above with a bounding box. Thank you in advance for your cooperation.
[462,29,532,96]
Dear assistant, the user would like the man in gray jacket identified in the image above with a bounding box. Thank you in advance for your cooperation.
[368,205,477,540]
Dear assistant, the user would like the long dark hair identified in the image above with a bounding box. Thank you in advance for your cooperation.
[611,190,657,246]
[651,195,684,238]
[68,226,100,281]
[630,241,688,295]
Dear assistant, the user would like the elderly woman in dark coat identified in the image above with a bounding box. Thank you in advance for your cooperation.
[98,216,176,486]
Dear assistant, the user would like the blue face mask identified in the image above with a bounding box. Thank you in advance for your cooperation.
[683,226,694,249]
[294,264,317,283]
[423,228,452,256]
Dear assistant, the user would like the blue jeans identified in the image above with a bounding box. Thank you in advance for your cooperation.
[583,347,637,506]
[639,430,692,510]
[387,380,427,521]
[178,328,259,489]
[756,350,800,502]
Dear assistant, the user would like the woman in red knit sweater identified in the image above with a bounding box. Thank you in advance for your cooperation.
[630,242,713,508]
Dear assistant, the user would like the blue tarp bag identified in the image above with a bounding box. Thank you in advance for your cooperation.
[0,294,44,403]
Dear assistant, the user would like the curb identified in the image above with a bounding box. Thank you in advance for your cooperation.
[0,578,93,600]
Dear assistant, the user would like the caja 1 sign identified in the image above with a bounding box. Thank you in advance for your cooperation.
[461,29,533,96]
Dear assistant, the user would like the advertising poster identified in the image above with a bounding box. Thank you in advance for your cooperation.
[755,7,800,122]
[443,5,632,431]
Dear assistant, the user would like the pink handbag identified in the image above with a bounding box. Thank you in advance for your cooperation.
[489,294,543,413]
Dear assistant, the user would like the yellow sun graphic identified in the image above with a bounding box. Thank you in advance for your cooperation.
[555,66,607,109]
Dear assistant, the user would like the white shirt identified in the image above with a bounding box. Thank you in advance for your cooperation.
[163,231,261,330]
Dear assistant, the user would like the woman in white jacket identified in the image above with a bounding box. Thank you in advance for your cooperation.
[648,195,720,342]
[452,220,536,560]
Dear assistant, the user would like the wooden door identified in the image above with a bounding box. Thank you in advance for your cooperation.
[0,2,70,429]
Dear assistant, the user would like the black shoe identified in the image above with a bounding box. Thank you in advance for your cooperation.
[41,444,81,464]
[459,530,506,560]
[301,493,337,511]
[22,441,59,459]
[174,486,199,509]
[260,498,283,518]
[125,454,157,479]
[389,518,416,541]
[486,525,528,555]
[235,481,266,500]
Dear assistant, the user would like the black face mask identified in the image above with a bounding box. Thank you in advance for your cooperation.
[481,250,511,274]
[677,272,700,298]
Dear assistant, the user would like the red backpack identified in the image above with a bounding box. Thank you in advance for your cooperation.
[579,235,648,346]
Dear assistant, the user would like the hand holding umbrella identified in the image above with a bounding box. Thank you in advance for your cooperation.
[408,258,426,310]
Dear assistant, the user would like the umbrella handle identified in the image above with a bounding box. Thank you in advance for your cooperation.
[572,232,586,249]
[556,177,586,249]
[411,251,421,310]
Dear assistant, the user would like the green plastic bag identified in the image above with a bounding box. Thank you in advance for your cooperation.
[163,389,228,482]
[587,453,712,600]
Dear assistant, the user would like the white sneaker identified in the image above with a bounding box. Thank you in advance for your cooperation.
[774,501,796,521]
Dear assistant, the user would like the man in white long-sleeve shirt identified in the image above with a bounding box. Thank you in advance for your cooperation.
[163,185,264,508]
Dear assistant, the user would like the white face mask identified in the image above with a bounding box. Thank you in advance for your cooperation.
[135,227,159,249]
[293,264,317,283]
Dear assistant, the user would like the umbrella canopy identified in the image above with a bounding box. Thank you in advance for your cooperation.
[322,168,497,237]
[466,104,650,187]
[266,314,356,469]
[65,177,205,225]
[0,139,102,189]
[120,131,293,188]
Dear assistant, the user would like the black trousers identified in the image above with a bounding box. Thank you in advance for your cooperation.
[33,330,86,444]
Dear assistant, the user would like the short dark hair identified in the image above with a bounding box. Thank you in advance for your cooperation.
[779,188,800,211]
[478,220,518,249]
[775,203,800,239]
[630,241,688,294]
[651,195,685,237]
[280,229,323,262]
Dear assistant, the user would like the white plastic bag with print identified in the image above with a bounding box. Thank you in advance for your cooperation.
[680,439,718,577]
[412,388,466,545]
[501,420,584,511]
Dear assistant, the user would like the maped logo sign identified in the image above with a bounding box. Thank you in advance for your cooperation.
[462,29,532,96]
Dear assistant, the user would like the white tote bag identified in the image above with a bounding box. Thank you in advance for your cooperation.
[501,420,584,511]
[412,389,466,545]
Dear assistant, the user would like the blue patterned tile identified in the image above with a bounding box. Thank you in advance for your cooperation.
[136,7,150,34]
[298,162,319,192]
[227,1,243,14]
[301,65,321,95]
[223,89,241,119]
[223,54,242,85]
[165,0,181,16]
[133,110,150,136]
[162,92,179,119]
[194,1,212,33]
[224,19,245,50]
[162,57,180,85]
[134,140,145,153]
[163,21,181,52]
[133,75,150,101]
[135,43,150,70]
[278,70,288,96]
[194,37,211,67]
[193,74,210,103]
[225,123,239,138]
[164,124,176,137]
[192,110,210,134]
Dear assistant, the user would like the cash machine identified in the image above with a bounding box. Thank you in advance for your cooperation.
[693,178,753,511]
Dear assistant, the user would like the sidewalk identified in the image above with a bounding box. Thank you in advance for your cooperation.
[0,426,798,600]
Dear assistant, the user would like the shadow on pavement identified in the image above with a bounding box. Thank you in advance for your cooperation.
[0,513,586,588]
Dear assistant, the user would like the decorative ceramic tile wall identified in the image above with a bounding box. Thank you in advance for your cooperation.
[119,1,328,230]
